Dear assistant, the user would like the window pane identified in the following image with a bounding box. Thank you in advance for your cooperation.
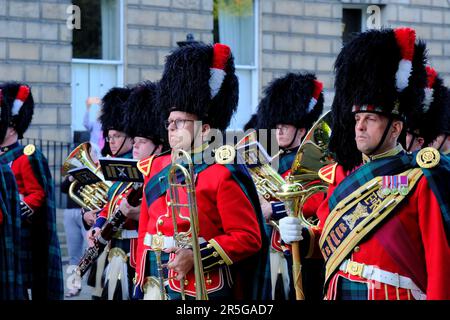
[342,9,362,45]
[214,0,255,66]
[228,69,252,130]
[72,0,120,60]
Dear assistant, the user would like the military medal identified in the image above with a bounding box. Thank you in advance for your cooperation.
[390,175,399,195]
[381,176,391,196]
[398,175,409,196]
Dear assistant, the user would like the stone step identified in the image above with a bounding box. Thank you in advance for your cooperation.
[56,208,69,263]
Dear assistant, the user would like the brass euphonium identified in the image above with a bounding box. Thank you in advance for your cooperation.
[235,131,286,202]
[235,111,334,300]
[277,111,334,300]
[62,142,112,210]
[150,149,208,300]
[289,111,334,227]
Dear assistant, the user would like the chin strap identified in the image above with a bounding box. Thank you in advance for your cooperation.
[148,144,157,157]
[368,117,394,157]
[406,131,418,152]
[283,128,299,150]
[113,137,128,157]
[437,134,448,152]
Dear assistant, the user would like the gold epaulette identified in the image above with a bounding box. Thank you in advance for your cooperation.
[137,155,155,177]
[318,163,338,184]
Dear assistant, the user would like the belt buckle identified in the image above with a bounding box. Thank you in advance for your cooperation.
[113,230,122,239]
[108,247,128,263]
[151,234,164,251]
[346,261,364,277]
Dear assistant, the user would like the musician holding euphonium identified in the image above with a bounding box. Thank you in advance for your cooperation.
[81,83,165,300]
[251,73,326,300]
[133,43,270,300]
[76,86,133,299]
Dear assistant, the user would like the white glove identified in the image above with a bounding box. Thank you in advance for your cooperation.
[279,216,304,244]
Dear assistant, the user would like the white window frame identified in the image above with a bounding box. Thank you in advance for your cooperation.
[71,0,124,85]
[223,0,259,130]
[238,0,259,115]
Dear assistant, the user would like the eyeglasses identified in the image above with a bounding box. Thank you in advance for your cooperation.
[275,125,289,134]
[164,119,195,130]
[105,134,126,142]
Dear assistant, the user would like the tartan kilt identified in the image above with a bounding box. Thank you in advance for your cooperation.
[143,250,232,300]
[20,223,33,288]
[0,165,25,300]
[336,277,368,300]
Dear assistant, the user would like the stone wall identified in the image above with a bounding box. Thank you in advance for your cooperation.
[125,0,214,84]
[0,0,72,142]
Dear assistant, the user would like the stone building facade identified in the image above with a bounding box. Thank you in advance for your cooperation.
[0,0,449,142]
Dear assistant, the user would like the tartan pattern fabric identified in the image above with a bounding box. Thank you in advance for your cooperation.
[329,149,450,244]
[223,163,272,300]
[328,150,413,210]
[144,151,209,207]
[277,149,297,175]
[0,164,25,300]
[282,250,326,300]
[107,181,123,200]
[414,152,450,243]
[24,145,64,300]
[19,225,32,287]
[0,144,63,300]
[337,277,368,300]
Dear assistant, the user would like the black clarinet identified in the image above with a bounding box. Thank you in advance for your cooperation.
[76,183,143,278]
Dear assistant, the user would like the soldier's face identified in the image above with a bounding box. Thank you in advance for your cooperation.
[275,124,305,149]
[133,137,158,160]
[108,130,132,156]
[166,111,201,151]
[405,132,424,152]
[354,112,401,155]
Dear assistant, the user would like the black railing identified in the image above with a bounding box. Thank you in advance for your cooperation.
[21,138,77,208]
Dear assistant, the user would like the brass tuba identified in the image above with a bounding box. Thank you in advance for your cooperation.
[62,142,112,210]
[148,149,208,300]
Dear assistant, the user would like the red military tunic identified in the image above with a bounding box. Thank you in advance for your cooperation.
[135,154,262,296]
[11,153,46,214]
[315,162,450,300]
